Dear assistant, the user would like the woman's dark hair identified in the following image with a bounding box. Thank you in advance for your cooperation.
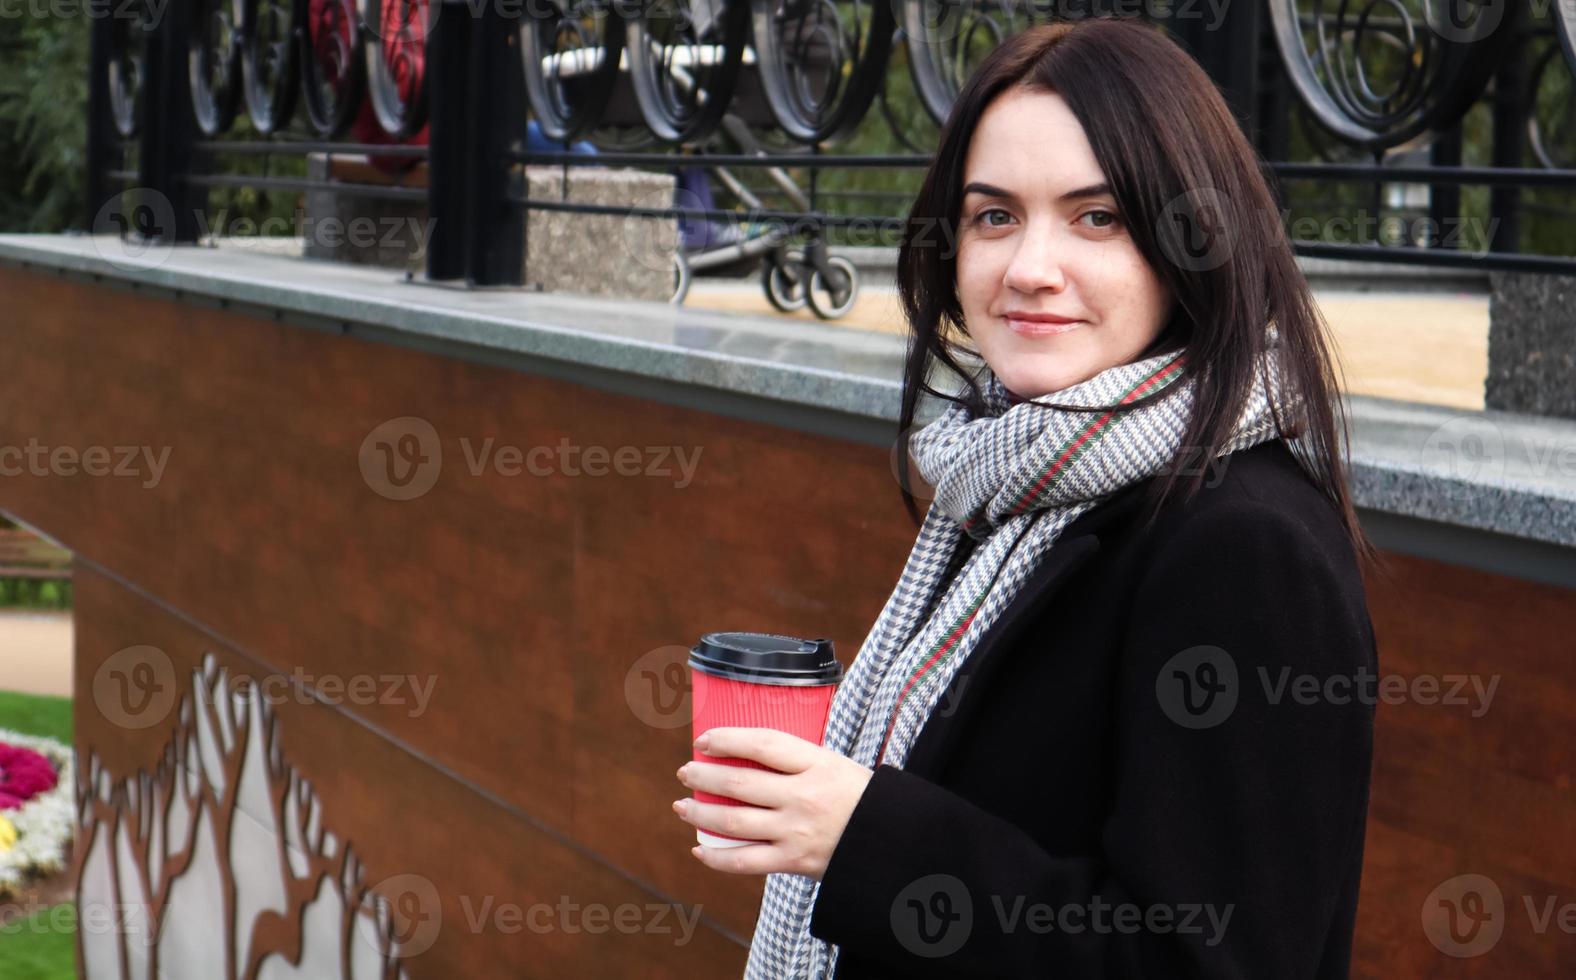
[894,16,1380,572]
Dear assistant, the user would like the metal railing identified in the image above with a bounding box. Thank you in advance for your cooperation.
[86,0,1576,290]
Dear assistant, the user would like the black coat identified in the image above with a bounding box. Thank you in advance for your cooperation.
[809,438,1378,979]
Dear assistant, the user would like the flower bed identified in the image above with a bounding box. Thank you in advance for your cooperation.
[0,729,74,896]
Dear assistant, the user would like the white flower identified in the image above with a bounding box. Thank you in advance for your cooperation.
[0,728,75,896]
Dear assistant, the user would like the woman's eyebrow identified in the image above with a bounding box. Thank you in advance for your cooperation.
[962,181,1113,203]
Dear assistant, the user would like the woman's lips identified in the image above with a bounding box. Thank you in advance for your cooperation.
[1006,316,1083,337]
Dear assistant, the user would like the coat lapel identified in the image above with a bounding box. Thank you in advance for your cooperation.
[900,482,1153,775]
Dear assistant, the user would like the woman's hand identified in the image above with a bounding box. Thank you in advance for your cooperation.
[673,727,874,881]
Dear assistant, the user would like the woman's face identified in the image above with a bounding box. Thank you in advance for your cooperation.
[954,86,1175,400]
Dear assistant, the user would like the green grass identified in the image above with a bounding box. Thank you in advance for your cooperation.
[0,691,71,743]
[0,905,77,980]
[0,579,73,611]
[0,692,75,977]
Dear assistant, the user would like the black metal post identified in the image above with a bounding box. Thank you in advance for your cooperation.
[467,2,526,285]
[1163,0,1261,141]
[425,0,470,281]
[1488,35,1528,255]
[1257,15,1292,216]
[1428,124,1463,250]
[85,2,121,230]
[138,0,203,242]
[1258,45,1291,165]
[425,0,526,285]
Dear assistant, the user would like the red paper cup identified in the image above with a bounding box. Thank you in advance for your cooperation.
[688,632,842,848]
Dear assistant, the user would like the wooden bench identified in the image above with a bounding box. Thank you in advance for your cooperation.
[0,528,71,580]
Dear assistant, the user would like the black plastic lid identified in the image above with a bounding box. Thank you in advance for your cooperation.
[688,632,842,686]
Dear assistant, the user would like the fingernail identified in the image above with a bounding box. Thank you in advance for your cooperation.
[694,733,710,751]
[672,799,687,814]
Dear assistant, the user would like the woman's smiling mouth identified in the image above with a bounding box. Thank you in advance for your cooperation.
[1005,316,1085,337]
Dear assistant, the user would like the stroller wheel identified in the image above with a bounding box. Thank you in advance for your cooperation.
[671,252,692,306]
[807,256,860,320]
[763,250,809,313]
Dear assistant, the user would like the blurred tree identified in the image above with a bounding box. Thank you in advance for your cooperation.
[0,12,88,232]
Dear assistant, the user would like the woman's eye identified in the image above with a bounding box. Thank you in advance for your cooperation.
[1080,209,1120,229]
[976,208,1012,228]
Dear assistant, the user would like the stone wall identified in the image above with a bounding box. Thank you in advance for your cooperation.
[1486,271,1576,419]
[302,155,677,301]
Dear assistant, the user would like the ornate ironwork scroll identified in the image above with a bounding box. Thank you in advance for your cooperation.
[1267,0,1520,149]
[625,0,751,142]
[241,0,300,134]
[520,0,627,141]
[188,0,243,136]
[902,0,1057,126]
[750,0,894,142]
[365,0,434,138]
[301,0,367,136]
[107,1,154,138]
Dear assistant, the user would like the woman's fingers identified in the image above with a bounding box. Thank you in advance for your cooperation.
[689,841,792,876]
[673,797,777,842]
[697,728,817,774]
[678,761,789,807]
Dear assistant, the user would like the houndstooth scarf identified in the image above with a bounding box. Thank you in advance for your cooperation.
[742,338,1293,979]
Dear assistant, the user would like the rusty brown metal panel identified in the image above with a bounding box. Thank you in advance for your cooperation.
[71,564,744,975]
[1,265,916,972]
[3,264,1573,976]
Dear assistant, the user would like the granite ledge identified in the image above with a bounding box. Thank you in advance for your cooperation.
[2,233,1573,552]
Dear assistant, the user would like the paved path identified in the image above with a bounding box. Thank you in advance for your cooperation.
[685,282,1489,410]
[0,611,72,698]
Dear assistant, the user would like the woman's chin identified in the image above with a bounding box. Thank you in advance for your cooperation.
[998,366,1098,401]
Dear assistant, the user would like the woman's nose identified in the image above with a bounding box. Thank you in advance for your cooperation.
[1002,224,1068,294]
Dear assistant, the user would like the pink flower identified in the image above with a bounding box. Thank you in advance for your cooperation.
[0,742,59,810]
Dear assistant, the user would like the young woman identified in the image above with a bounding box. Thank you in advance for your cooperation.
[673,18,1381,979]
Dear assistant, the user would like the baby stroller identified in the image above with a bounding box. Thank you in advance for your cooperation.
[671,143,861,320]
[537,43,862,319]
